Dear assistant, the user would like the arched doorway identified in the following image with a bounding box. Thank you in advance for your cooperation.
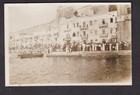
[102,39,106,43]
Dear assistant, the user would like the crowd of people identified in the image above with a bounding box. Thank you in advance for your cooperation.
[9,40,131,55]
[46,40,131,53]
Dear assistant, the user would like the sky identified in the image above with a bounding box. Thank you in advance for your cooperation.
[5,3,130,33]
[5,4,58,33]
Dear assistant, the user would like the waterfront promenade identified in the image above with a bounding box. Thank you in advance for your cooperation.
[45,50,131,57]
[10,50,131,59]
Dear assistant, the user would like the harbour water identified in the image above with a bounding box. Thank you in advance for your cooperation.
[9,55,131,85]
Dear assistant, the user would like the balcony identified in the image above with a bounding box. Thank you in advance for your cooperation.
[125,14,131,20]
[81,35,88,41]
[80,27,88,31]
[100,33,108,37]
[64,29,71,32]
[117,14,131,22]
[117,16,125,22]
[111,35,117,39]
[99,23,108,28]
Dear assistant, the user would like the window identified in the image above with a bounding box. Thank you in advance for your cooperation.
[77,32,79,37]
[110,18,113,23]
[102,39,106,43]
[102,29,105,34]
[73,11,78,17]
[115,17,117,23]
[73,23,75,28]
[10,36,12,39]
[73,32,76,37]
[90,30,93,34]
[110,28,113,34]
[83,31,86,36]
[95,30,98,35]
[77,23,79,27]
[95,39,98,41]
[102,19,105,24]
[83,22,85,27]
[90,21,92,26]
[94,10,97,14]
[67,24,69,29]
[55,38,57,41]
[127,7,131,14]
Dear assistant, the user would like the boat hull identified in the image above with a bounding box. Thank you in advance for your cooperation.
[19,53,43,59]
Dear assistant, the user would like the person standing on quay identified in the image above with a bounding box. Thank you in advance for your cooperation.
[102,43,105,51]
[109,43,112,51]
[92,42,96,51]
[120,41,124,50]
[116,42,119,51]
[82,40,86,51]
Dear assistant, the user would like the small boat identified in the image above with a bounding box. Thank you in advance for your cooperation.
[19,53,43,59]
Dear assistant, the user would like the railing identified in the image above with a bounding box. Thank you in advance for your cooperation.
[99,23,108,28]
[100,33,108,37]
[64,29,71,32]
[117,14,131,22]
[80,27,88,31]
[125,14,131,20]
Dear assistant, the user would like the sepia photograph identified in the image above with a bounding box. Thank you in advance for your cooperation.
[5,3,132,86]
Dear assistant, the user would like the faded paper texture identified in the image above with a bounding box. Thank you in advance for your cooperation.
[5,3,132,86]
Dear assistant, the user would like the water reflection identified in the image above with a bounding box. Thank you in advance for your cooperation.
[9,56,131,84]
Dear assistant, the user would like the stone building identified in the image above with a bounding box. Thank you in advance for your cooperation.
[116,4,131,42]
[9,4,131,53]
[58,4,129,45]
[9,19,59,53]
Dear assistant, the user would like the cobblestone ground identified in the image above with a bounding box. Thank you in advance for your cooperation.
[9,56,131,85]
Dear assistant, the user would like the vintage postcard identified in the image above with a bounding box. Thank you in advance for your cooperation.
[5,3,132,86]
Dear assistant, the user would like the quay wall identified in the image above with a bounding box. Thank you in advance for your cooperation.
[45,50,131,59]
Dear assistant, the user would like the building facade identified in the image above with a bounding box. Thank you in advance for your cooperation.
[9,4,131,53]
[117,4,131,42]
[58,4,131,45]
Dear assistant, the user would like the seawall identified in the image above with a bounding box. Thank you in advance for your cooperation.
[45,50,131,59]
